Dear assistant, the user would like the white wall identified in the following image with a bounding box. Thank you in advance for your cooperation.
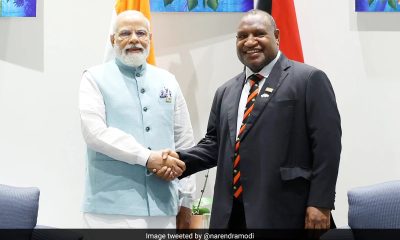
[0,0,399,227]
[295,1,400,225]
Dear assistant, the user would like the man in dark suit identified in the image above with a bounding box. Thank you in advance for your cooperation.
[158,9,341,230]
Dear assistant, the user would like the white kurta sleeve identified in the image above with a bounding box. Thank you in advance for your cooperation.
[79,71,151,166]
[174,84,196,209]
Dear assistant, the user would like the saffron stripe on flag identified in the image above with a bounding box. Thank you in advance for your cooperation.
[104,0,156,65]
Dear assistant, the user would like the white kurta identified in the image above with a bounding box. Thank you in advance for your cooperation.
[79,65,196,228]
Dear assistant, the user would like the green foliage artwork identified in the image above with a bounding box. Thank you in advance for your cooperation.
[356,0,400,11]
[1,0,36,17]
[151,0,253,12]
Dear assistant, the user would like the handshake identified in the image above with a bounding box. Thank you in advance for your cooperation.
[146,149,185,181]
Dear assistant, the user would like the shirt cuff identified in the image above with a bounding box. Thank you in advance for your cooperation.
[137,148,152,166]
[180,196,194,209]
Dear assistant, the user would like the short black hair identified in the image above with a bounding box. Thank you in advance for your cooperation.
[244,9,277,31]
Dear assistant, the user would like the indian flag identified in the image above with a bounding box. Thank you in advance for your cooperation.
[104,0,156,65]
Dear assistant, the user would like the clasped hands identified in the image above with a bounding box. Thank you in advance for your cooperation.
[146,149,183,181]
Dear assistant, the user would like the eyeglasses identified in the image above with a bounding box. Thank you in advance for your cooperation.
[116,29,149,41]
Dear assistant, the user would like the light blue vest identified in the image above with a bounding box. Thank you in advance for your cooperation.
[83,59,180,216]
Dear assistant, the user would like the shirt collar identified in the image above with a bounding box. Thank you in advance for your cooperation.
[245,51,281,82]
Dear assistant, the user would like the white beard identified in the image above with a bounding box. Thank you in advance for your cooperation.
[114,43,149,67]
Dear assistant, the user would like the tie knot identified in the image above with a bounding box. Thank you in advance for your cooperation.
[249,74,263,83]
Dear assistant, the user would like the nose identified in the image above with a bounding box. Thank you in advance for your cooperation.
[128,34,140,44]
[243,35,258,47]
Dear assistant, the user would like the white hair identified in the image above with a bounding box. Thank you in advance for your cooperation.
[112,10,151,34]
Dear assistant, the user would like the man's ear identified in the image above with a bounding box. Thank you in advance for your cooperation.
[274,29,280,47]
[149,33,152,41]
[110,34,115,47]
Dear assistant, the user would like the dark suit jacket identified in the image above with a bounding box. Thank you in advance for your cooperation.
[179,54,341,229]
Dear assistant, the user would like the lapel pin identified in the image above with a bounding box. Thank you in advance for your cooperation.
[261,93,269,98]
[265,87,274,93]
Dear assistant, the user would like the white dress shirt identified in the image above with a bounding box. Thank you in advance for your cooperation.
[236,51,281,136]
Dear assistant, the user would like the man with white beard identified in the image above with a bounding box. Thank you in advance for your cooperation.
[79,10,195,229]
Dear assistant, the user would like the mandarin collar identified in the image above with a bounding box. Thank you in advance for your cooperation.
[115,58,146,78]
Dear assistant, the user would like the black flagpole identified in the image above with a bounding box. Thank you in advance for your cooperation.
[256,0,272,14]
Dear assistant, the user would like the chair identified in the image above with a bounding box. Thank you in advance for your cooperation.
[347,180,400,229]
[322,180,400,240]
[0,184,83,240]
[0,184,40,229]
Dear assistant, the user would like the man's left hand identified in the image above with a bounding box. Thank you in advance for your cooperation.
[304,206,330,229]
[176,207,192,229]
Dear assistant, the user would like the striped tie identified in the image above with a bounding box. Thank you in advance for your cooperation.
[233,73,263,199]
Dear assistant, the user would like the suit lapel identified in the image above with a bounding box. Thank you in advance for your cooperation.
[240,55,292,141]
[227,73,246,148]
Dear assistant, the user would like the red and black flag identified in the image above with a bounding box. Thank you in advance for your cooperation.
[257,0,304,63]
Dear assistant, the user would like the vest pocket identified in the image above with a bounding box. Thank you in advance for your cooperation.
[94,152,114,161]
[158,97,175,106]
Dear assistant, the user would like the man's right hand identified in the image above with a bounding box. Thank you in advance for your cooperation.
[161,149,179,160]
[146,150,185,181]
[151,149,182,181]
